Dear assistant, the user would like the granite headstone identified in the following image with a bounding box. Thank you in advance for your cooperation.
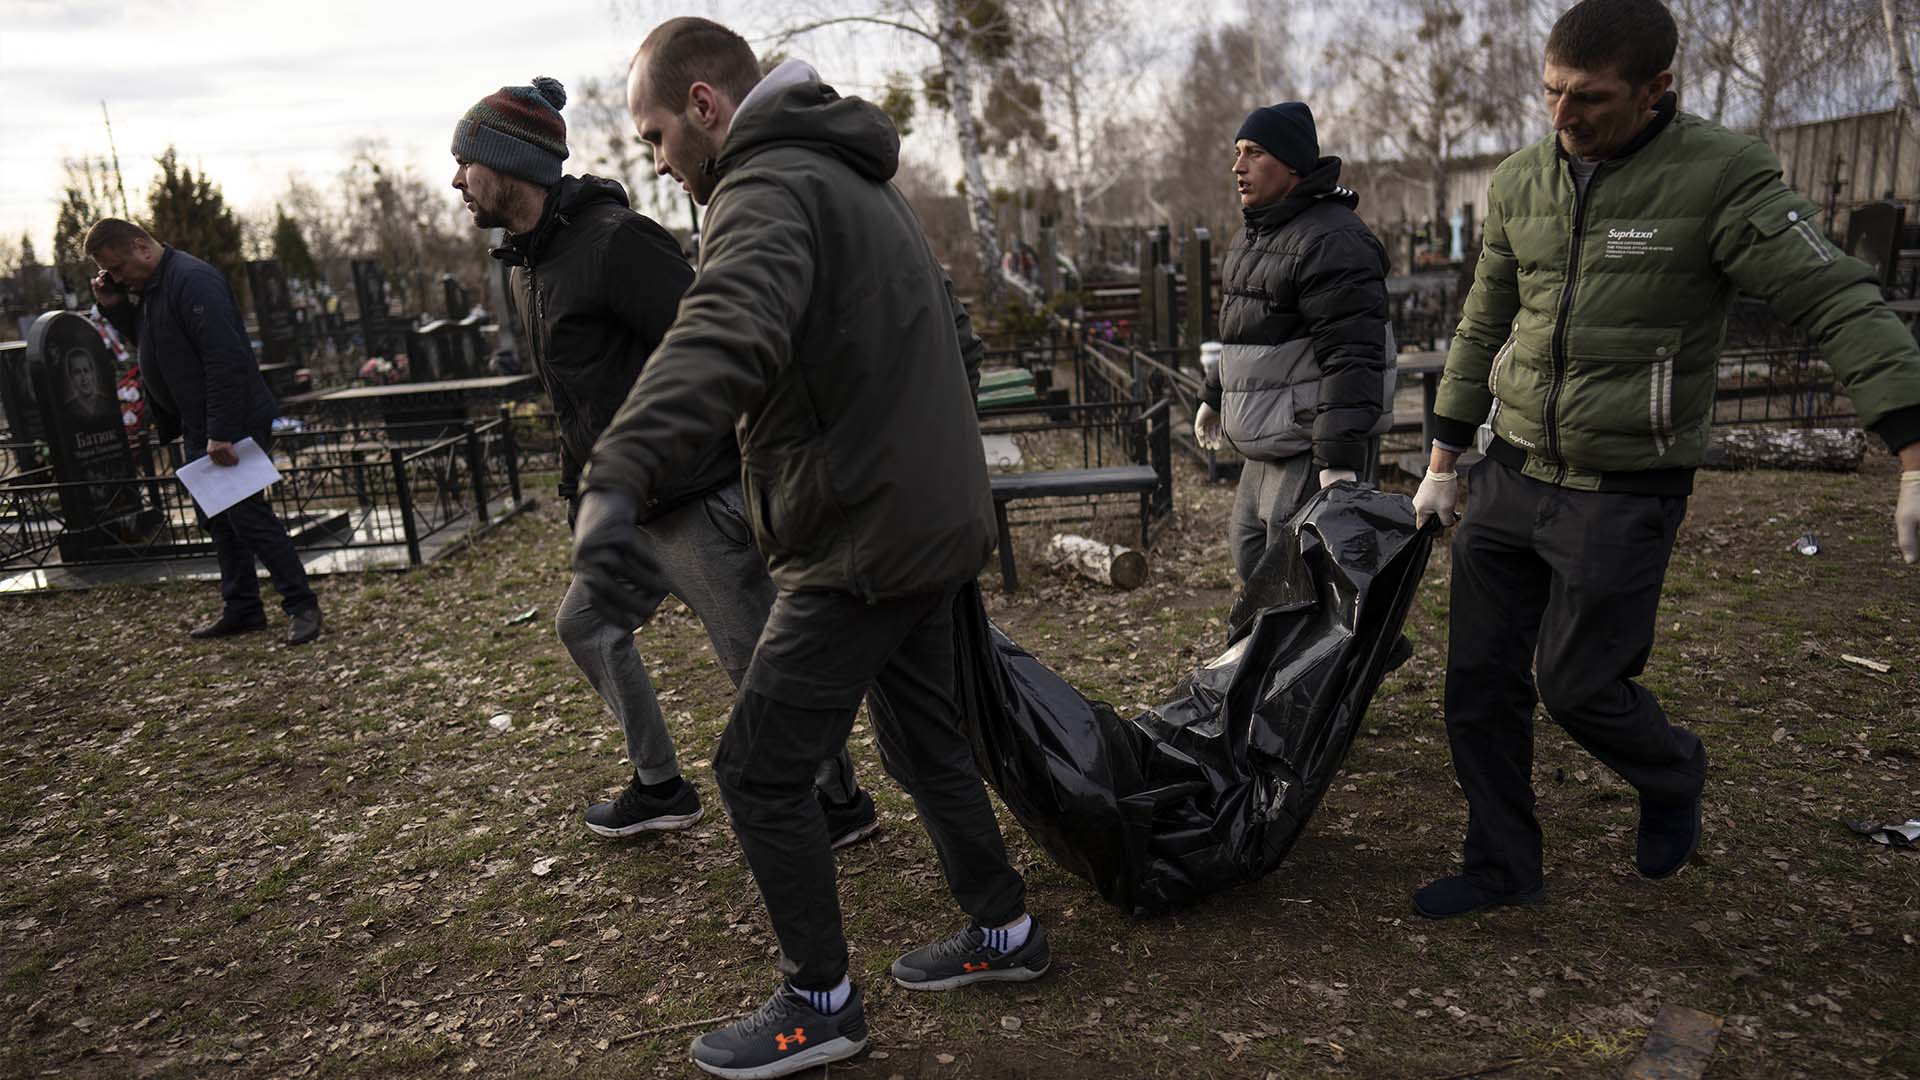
[25,311,147,556]
[246,259,297,368]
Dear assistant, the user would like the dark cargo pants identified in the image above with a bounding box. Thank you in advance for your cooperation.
[714,584,1027,990]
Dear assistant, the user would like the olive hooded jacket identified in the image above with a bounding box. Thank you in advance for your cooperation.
[583,65,992,600]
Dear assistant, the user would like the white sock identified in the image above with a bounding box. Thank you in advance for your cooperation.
[795,977,851,1014]
[981,914,1031,955]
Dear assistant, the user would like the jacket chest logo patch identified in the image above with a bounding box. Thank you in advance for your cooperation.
[1602,226,1672,260]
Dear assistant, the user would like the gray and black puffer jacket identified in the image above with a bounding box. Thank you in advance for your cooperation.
[1202,158,1394,471]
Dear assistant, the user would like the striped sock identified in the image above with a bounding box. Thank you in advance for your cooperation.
[794,977,851,1015]
[980,915,1031,956]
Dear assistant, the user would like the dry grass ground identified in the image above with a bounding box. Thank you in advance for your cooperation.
[2,453,1916,1079]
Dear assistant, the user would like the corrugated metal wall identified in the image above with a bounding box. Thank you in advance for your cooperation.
[1771,108,1920,238]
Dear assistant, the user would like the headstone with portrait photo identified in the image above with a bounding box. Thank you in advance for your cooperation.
[25,311,151,558]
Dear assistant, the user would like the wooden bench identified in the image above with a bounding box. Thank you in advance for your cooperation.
[983,399,1171,591]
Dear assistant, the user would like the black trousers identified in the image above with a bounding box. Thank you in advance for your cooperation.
[714,584,1027,989]
[194,434,316,619]
[1444,458,1707,891]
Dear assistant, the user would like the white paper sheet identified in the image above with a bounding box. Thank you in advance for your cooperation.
[176,437,282,517]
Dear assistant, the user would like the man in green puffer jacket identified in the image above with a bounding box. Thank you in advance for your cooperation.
[1408,0,1920,920]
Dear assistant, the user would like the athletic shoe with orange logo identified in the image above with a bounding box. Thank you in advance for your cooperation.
[891,919,1050,991]
[691,983,867,1078]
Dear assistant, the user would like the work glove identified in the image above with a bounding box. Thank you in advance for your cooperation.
[1195,403,1221,451]
[570,491,649,625]
[1319,468,1358,488]
[1412,469,1459,529]
[565,495,578,532]
[1899,470,1920,563]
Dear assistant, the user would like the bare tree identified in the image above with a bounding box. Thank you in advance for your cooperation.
[1016,0,1156,264]
[1158,26,1259,242]
[339,142,489,313]
[772,0,1012,307]
[1326,0,1513,231]
[1881,0,1920,137]
[1678,0,1887,134]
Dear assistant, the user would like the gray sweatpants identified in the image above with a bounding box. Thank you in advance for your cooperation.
[556,482,858,801]
[1229,453,1318,584]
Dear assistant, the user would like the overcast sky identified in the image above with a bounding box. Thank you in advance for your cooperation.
[6,0,1185,254]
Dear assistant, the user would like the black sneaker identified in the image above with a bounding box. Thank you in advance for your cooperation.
[584,774,703,838]
[691,983,867,1079]
[1636,793,1702,879]
[820,788,881,850]
[891,919,1050,991]
[1411,875,1546,919]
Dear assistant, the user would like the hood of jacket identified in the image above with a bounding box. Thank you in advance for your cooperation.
[492,174,632,265]
[715,65,899,184]
[1243,157,1357,235]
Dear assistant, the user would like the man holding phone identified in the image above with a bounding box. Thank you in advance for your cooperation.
[88,218,323,646]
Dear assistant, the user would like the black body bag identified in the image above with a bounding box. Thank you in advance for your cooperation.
[955,485,1435,915]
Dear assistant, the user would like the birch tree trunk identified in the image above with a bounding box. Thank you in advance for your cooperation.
[1048,533,1149,589]
[934,0,1007,310]
[1884,0,1920,141]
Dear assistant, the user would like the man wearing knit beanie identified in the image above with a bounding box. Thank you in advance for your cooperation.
[1197,100,1396,587]
[450,77,880,853]
[452,76,571,189]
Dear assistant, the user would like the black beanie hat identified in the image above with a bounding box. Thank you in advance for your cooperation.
[1235,102,1318,175]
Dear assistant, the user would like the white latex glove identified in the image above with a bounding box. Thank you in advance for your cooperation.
[1319,468,1358,488]
[1898,470,1920,563]
[1413,469,1459,528]
[1194,403,1221,451]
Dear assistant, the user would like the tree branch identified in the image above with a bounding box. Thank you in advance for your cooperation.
[771,14,938,49]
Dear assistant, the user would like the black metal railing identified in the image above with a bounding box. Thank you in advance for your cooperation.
[2,411,531,578]
[976,396,1175,542]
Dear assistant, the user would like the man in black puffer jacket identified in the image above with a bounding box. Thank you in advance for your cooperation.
[1199,102,1395,582]
[451,76,876,849]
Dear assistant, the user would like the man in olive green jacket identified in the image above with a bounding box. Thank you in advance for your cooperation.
[1408,0,1920,919]
[572,19,1042,1078]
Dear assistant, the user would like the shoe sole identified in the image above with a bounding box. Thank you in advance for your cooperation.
[1412,887,1546,920]
[892,959,1049,992]
[190,624,267,639]
[1638,800,1702,880]
[691,1034,866,1079]
[585,806,704,838]
[829,820,882,850]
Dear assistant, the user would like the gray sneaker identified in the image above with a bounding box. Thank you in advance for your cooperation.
[891,919,1050,991]
[691,983,867,1079]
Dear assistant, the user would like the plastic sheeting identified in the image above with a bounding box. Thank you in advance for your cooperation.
[956,484,1435,915]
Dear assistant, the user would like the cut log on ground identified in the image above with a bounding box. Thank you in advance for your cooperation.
[1704,427,1868,471]
[1048,533,1148,589]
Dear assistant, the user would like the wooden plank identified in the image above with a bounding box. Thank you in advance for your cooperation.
[1622,1005,1723,1080]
